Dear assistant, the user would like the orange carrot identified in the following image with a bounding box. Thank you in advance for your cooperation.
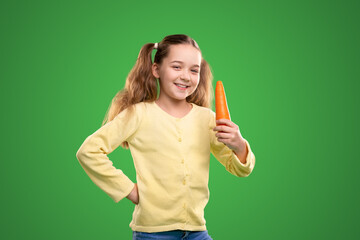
[215,81,231,125]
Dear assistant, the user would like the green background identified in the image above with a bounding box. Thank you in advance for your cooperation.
[1,0,359,239]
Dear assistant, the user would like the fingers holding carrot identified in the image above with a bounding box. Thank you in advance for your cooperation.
[213,119,244,152]
[214,119,238,133]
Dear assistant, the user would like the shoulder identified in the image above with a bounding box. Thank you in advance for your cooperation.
[191,103,216,126]
[132,101,150,112]
[193,103,215,118]
[114,102,148,121]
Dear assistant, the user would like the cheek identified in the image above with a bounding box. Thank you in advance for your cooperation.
[163,71,177,81]
[193,76,200,86]
[189,79,200,93]
[171,71,181,79]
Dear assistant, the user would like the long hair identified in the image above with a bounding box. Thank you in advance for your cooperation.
[102,34,214,149]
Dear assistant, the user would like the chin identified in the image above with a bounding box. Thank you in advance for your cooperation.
[172,94,189,101]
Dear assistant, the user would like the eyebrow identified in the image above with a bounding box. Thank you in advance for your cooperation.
[170,60,200,68]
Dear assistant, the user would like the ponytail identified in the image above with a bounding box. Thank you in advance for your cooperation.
[101,43,158,149]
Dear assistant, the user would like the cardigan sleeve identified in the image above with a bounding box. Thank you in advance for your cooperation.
[209,110,256,177]
[76,103,144,203]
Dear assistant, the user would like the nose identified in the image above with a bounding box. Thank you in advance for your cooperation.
[180,69,191,81]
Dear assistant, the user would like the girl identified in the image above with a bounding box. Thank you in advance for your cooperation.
[76,34,256,240]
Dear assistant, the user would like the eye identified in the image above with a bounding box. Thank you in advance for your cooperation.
[191,70,199,73]
[173,66,180,69]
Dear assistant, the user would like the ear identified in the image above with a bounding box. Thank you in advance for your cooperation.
[152,63,160,79]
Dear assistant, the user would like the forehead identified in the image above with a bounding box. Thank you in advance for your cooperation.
[165,44,202,66]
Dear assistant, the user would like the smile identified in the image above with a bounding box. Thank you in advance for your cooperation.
[174,83,189,90]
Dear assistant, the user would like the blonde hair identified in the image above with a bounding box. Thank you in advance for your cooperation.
[102,34,214,149]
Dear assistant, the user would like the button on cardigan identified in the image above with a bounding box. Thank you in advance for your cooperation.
[76,101,256,233]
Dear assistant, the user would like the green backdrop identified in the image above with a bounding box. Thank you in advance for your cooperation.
[1,0,359,239]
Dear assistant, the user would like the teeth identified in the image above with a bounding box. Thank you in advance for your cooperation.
[175,84,187,88]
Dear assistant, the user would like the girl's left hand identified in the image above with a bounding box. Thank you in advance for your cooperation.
[213,119,247,155]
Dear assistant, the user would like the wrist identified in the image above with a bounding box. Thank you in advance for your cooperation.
[234,140,248,164]
[234,139,246,154]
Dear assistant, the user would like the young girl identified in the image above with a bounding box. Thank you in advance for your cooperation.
[76,34,255,240]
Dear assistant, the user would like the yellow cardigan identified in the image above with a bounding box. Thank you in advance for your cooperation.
[76,101,255,233]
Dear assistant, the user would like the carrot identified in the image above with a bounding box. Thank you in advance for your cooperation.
[215,81,231,125]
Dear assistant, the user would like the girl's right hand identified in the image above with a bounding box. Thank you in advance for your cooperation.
[126,183,139,205]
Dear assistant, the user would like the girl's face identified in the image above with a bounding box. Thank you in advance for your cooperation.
[152,44,202,103]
